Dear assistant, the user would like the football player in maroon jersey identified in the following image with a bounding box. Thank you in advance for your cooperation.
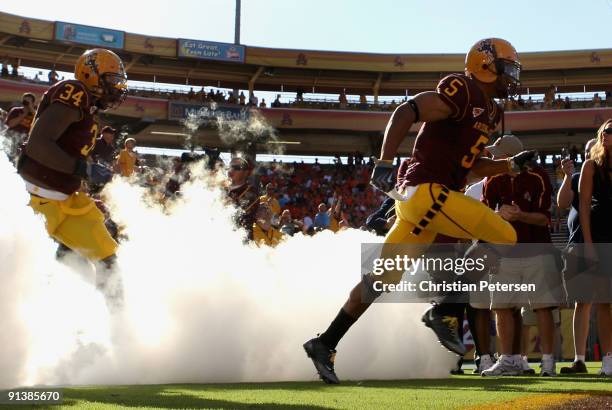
[304,38,538,384]
[17,48,127,306]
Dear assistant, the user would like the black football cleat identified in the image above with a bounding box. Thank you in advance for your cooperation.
[560,360,587,374]
[303,337,340,384]
[422,307,467,356]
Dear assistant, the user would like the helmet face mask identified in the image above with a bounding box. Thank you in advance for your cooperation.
[98,72,128,110]
[492,58,521,98]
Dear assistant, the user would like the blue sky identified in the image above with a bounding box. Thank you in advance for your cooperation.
[2,0,612,53]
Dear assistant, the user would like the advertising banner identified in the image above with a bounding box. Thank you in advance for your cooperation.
[55,21,125,49]
[168,101,250,122]
[177,39,245,63]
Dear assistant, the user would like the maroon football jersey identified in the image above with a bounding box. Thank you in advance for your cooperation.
[482,164,552,244]
[20,80,98,194]
[398,74,501,192]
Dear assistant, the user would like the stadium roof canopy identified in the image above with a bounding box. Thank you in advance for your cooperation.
[1,11,611,96]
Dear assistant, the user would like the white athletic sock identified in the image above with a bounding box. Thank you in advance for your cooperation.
[511,354,522,364]
[575,355,585,363]
[522,355,528,362]
[542,353,554,361]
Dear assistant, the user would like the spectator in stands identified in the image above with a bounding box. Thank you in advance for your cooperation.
[271,94,282,108]
[260,183,280,218]
[355,151,364,165]
[239,91,246,105]
[303,214,314,234]
[593,93,602,108]
[253,205,283,247]
[10,60,19,77]
[5,92,36,135]
[526,96,534,110]
[91,126,117,166]
[570,145,579,162]
[338,210,351,230]
[564,97,572,109]
[117,138,139,177]
[334,154,343,166]
[358,94,368,110]
[544,85,555,108]
[1,60,8,77]
[227,91,237,105]
[313,203,330,230]
[188,87,195,100]
[557,138,596,374]
[328,195,342,232]
[259,98,267,108]
[279,209,303,236]
[296,89,304,102]
[48,67,59,84]
[249,92,258,107]
[338,90,348,109]
[577,119,612,376]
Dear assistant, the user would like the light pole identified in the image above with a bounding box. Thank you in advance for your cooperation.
[234,0,241,45]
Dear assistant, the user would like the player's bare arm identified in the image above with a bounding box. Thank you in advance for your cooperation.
[470,156,512,177]
[471,150,538,178]
[23,103,82,177]
[379,92,452,161]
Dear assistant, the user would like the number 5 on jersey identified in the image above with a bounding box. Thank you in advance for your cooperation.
[443,78,464,97]
[462,135,489,168]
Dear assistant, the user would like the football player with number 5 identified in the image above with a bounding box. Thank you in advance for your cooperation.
[304,38,538,384]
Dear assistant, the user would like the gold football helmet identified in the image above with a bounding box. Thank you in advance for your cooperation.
[465,38,521,98]
[75,48,128,110]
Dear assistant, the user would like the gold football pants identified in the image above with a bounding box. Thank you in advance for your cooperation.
[29,191,117,261]
[378,183,517,284]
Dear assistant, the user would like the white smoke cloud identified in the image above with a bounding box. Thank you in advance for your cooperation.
[0,149,455,388]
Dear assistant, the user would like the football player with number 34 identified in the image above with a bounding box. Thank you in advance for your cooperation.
[17,49,128,307]
[304,38,538,384]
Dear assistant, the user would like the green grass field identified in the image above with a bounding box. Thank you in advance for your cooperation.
[12,363,612,410]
